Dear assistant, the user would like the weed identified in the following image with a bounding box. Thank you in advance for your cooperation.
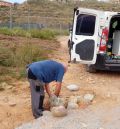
[0,39,53,81]
[0,28,66,39]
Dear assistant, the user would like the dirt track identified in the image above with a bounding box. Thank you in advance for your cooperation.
[57,36,120,106]
[1,36,120,129]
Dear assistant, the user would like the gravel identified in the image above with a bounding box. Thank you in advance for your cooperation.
[15,105,120,129]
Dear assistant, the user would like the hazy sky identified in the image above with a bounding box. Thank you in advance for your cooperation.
[5,0,26,3]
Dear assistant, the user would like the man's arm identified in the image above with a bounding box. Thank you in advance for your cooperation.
[45,83,52,97]
[54,82,62,97]
[45,82,62,97]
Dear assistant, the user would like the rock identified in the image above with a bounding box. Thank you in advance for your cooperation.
[6,85,13,90]
[9,102,16,107]
[66,84,79,91]
[67,102,79,109]
[68,95,82,104]
[69,96,78,103]
[0,82,8,87]
[76,96,82,103]
[9,99,16,107]
[67,96,80,109]
[51,106,67,117]
[50,97,65,107]
[0,82,7,91]
[61,97,68,108]
[0,82,13,90]
[83,93,95,103]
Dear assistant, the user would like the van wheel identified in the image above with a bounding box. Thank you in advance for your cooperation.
[86,64,96,73]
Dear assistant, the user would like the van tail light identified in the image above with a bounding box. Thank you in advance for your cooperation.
[99,27,109,52]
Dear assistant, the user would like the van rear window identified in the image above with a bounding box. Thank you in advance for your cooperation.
[76,14,96,36]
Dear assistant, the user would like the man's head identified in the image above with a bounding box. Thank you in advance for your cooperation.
[62,63,68,73]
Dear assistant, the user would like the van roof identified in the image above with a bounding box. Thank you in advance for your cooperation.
[77,7,118,16]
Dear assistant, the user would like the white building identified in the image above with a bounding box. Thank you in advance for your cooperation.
[98,0,110,2]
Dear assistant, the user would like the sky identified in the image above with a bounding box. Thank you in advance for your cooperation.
[4,0,26,3]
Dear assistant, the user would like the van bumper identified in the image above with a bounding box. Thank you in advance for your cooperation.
[95,54,120,71]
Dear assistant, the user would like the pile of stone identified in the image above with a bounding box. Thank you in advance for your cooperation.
[15,84,96,129]
[49,84,95,117]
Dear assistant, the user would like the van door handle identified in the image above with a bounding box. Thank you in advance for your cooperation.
[71,42,74,49]
[75,37,78,40]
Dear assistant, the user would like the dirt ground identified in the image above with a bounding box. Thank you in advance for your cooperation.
[1,36,120,129]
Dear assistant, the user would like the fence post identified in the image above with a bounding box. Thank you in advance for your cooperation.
[9,5,12,29]
[60,23,62,34]
[26,0,30,30]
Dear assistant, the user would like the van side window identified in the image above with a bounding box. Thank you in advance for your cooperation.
[76,14,96,36]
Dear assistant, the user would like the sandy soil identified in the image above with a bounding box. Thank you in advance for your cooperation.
[1,36,120,129]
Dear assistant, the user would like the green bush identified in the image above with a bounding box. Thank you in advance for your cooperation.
[0,42,51,80]
[0,27,67,39]
[0,27,12,36]
[30,29,57,39]
[0,43,48,67]
[11,27,27,37]
[0,47,14,66]
[12,43,48,67]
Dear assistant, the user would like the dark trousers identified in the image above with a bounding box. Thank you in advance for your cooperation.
[29,79,45,118]
[26,68,45,118]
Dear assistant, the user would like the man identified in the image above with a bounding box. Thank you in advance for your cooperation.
[26,60,68,118]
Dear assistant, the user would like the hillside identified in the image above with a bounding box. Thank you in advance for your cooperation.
[0,1,120,29]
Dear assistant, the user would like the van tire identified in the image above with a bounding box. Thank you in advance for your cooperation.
[86,64,96,73]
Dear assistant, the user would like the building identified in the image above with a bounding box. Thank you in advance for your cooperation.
[0,0,13,7]
[111,0,120,3]
[98,0,110,2]
[49,0,120,2]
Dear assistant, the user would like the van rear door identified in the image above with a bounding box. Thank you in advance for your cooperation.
[70,8,99,64]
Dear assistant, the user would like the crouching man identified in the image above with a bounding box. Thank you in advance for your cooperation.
[26,60,67,118]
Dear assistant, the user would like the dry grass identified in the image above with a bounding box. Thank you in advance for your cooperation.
[0,34,59,81]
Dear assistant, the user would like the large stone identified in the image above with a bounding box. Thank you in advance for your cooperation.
[51,106,67,117]
[76,96,82,103]
[69,96,78,103]
[67,102,79,109]
[9,102,16,107]
[50,96,65,107]
[66,84,79,91]
[83,93,95,103]
[68,95,82,104]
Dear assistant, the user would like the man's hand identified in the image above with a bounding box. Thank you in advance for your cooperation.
[50,94,58,102]
[45,82,62,97]
[49,94,58,107]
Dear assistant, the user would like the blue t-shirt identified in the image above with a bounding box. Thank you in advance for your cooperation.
[29,60,65,83]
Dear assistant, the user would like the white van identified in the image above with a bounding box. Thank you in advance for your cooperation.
[68,7,120,72]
